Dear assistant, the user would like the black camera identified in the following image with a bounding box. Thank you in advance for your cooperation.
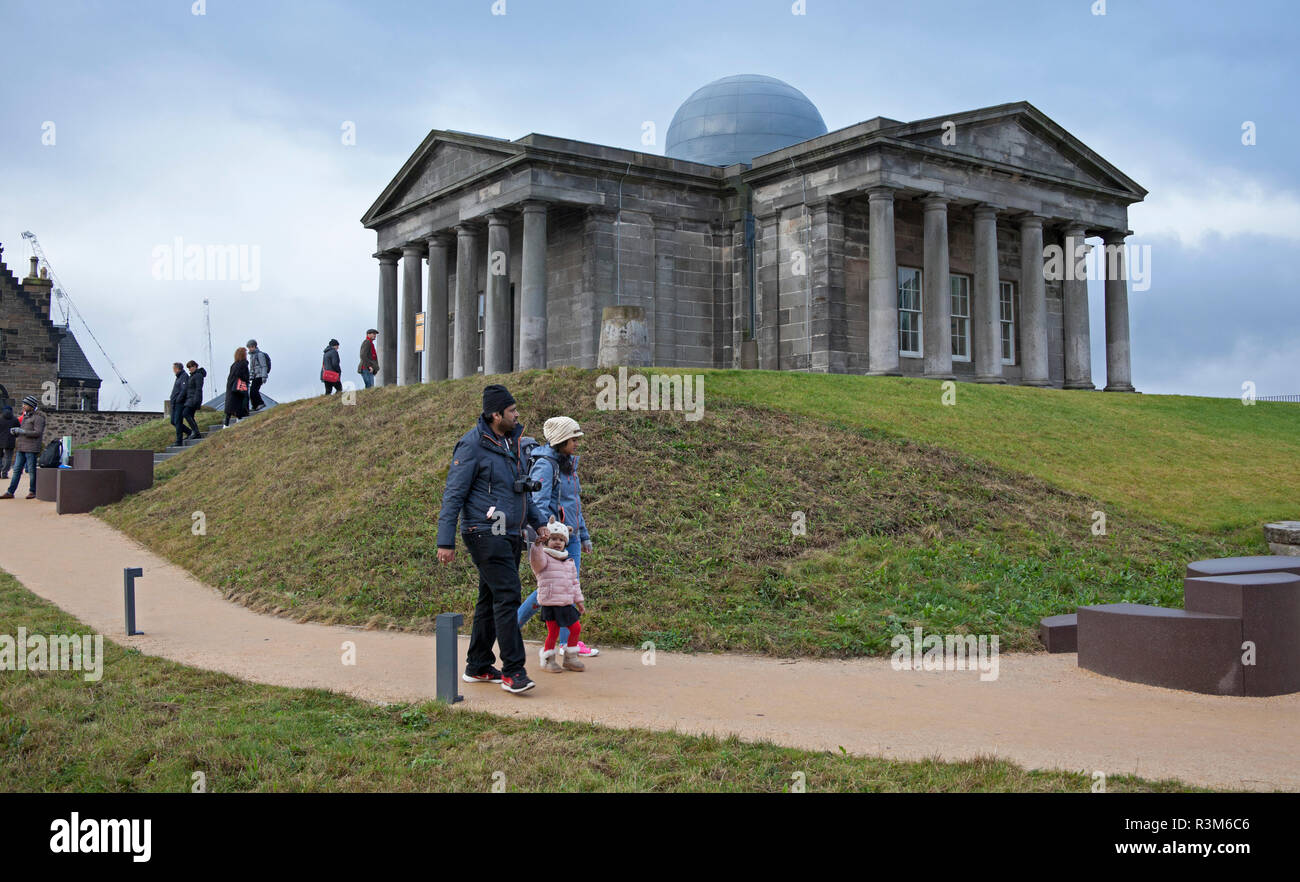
[514,477,541,494]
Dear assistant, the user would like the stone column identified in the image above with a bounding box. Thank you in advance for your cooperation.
[921,195,953,379]
[399,244,424,386]
[1102,231,1135,391]
[756,211,781,370]
[425,234,451,382]
[808,199,845,373]
[973,205,1004,383]
[518,201,548,371]
[1018,215,1051,386]
[452,224,479,379]
[866,187,900,375]
[652,217,678,367]
[376,252,399,386]
[581,209,617,367]
[483,213,512,375]
[1061,224,1094,389]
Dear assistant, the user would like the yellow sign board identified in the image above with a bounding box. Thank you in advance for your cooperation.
[415,312,425,353]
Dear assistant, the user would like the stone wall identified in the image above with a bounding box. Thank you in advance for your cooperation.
[42,410,166,447]
[0,260,61,405]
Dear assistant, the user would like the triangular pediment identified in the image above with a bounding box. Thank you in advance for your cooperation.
[894,103,1146,198]
[362,132,520,226]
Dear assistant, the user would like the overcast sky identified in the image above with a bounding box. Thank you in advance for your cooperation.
[1,0,1296,408]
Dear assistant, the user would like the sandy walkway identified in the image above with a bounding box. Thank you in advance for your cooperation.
[1,501,1295,790]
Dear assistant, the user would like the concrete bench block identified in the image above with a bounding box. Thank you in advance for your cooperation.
[55,468,125,515]
[1185,556,1300,580]
[1038,613,1077,653]
[72,448,154,494]
[1263,521,1300,557]
[1184,572,1300,697]
[1077,603,1244,695]
[34,467,60,501]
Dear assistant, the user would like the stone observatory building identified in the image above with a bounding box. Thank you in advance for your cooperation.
[362,73,1145,390]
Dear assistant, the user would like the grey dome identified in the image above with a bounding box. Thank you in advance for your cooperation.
[665,74,828,167]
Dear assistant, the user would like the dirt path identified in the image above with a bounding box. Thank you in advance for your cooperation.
[2,501,1295,790]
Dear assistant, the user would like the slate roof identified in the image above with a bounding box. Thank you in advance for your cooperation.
[56,326,101,383]
[203,391,279,411]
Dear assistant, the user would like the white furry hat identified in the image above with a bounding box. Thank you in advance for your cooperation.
[545,516,570,542]
[543,416,584,447]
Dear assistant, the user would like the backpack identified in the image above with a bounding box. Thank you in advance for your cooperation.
[520,436,562,542]
[38,439,62,469]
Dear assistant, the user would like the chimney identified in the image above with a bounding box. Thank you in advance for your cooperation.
[21,257,53,319]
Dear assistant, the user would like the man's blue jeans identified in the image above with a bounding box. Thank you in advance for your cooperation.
[7,452,38,495]
[359,370,374,389]
[518,535,581,644]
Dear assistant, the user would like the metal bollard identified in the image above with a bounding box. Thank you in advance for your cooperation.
[435,612,464,703]
[123,567,143,636]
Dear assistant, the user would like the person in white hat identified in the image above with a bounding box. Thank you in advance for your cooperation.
[516,415,599,658]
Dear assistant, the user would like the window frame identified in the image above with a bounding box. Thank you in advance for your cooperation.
[999,280,1017,366]
[949,273,972,363]
[897,266,923,358]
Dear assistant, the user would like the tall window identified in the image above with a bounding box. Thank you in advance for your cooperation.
[999,281,1017,365]
[950,275,971,362]
[898,268,922,357]
[476,291,485,373]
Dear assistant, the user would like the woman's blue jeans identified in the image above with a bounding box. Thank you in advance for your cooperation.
[518,535,581,645]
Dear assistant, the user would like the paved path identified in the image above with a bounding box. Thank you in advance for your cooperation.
[1,500,1295,790]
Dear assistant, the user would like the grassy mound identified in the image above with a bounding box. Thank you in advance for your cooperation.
[0,570,1193,792]
[81,407,226,453]
[95,368,1252,656]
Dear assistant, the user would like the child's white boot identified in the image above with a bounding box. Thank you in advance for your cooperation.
[540,647,563,673]
[561,644,585,672]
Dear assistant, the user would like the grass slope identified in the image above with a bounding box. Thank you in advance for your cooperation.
[708,371,1300,533]
[96,369,1250,656]
[0,570,1195,792]
[81,407,227,453]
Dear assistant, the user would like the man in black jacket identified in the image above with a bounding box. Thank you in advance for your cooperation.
[170,362,191,445]
[182,361,206,441]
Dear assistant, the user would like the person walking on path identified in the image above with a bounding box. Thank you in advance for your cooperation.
[321,339,343,395]
[1,396,46,499]
[182,361,206,440]
[224,347,251,426]
[436,384,551,694]
[246,340,271,411]
[170,362,191,446]
[517,416,599,657]
[357,330,379,389]
[0,406,19,480]
[529,517,586,674]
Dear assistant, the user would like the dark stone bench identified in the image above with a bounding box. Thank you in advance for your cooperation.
[55,468,125,515]
[34,466,60,501]
[1184,571,1300,696]
[1186,556,1300,579]
[1077,603,1244,695]
[1039,613,1077,653]
[73,448,154,494]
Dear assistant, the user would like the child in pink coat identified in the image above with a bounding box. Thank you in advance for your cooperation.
[529,516,585,673]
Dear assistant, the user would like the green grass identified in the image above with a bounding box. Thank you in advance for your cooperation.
[81,407,227,453]
[0,569,1197,792]
[707,370,1300,533]
[94,368,1254,656]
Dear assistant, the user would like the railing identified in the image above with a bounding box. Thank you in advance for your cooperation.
[1259,395,1300,403]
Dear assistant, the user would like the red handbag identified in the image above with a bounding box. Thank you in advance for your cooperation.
[235,379,248,392]
[321,368,341,383]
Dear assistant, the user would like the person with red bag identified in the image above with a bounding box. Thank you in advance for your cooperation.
[321,339,343,395]
[224,347,251,426]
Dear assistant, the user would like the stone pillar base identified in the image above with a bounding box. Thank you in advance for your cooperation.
[597,305,652,368]
[1064,381,1097,390]
[975,375,1007,384]
[1104,383,1137,392]
[866,370,903,377]
[739,340,758,369]
[1021,379,1054,387]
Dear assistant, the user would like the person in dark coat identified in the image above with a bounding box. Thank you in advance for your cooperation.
[321,339,343,395]
[357,329,379,389]
[225,347,251,426]
[170,362,191,446]
[0,406,18,479]
[183,361,206,440]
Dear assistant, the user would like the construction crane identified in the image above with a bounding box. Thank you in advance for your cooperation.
[20,231,142,409]
[203,298,215,401]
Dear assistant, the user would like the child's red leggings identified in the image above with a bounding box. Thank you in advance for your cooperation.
[543,620,581,651]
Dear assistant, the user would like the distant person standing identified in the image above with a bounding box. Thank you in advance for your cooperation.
[246,339,271,411]
[182,361,206,440]
[170,362,191,446]
[358,329,379,389]
[225,347,250,426]
[1,396,45,500]
[0,406,18,479]
[321,339,343,395]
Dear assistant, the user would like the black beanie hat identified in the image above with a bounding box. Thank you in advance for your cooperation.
[483,384,515,416]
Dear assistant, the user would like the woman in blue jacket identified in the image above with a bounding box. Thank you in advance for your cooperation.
[517,416,598,657]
